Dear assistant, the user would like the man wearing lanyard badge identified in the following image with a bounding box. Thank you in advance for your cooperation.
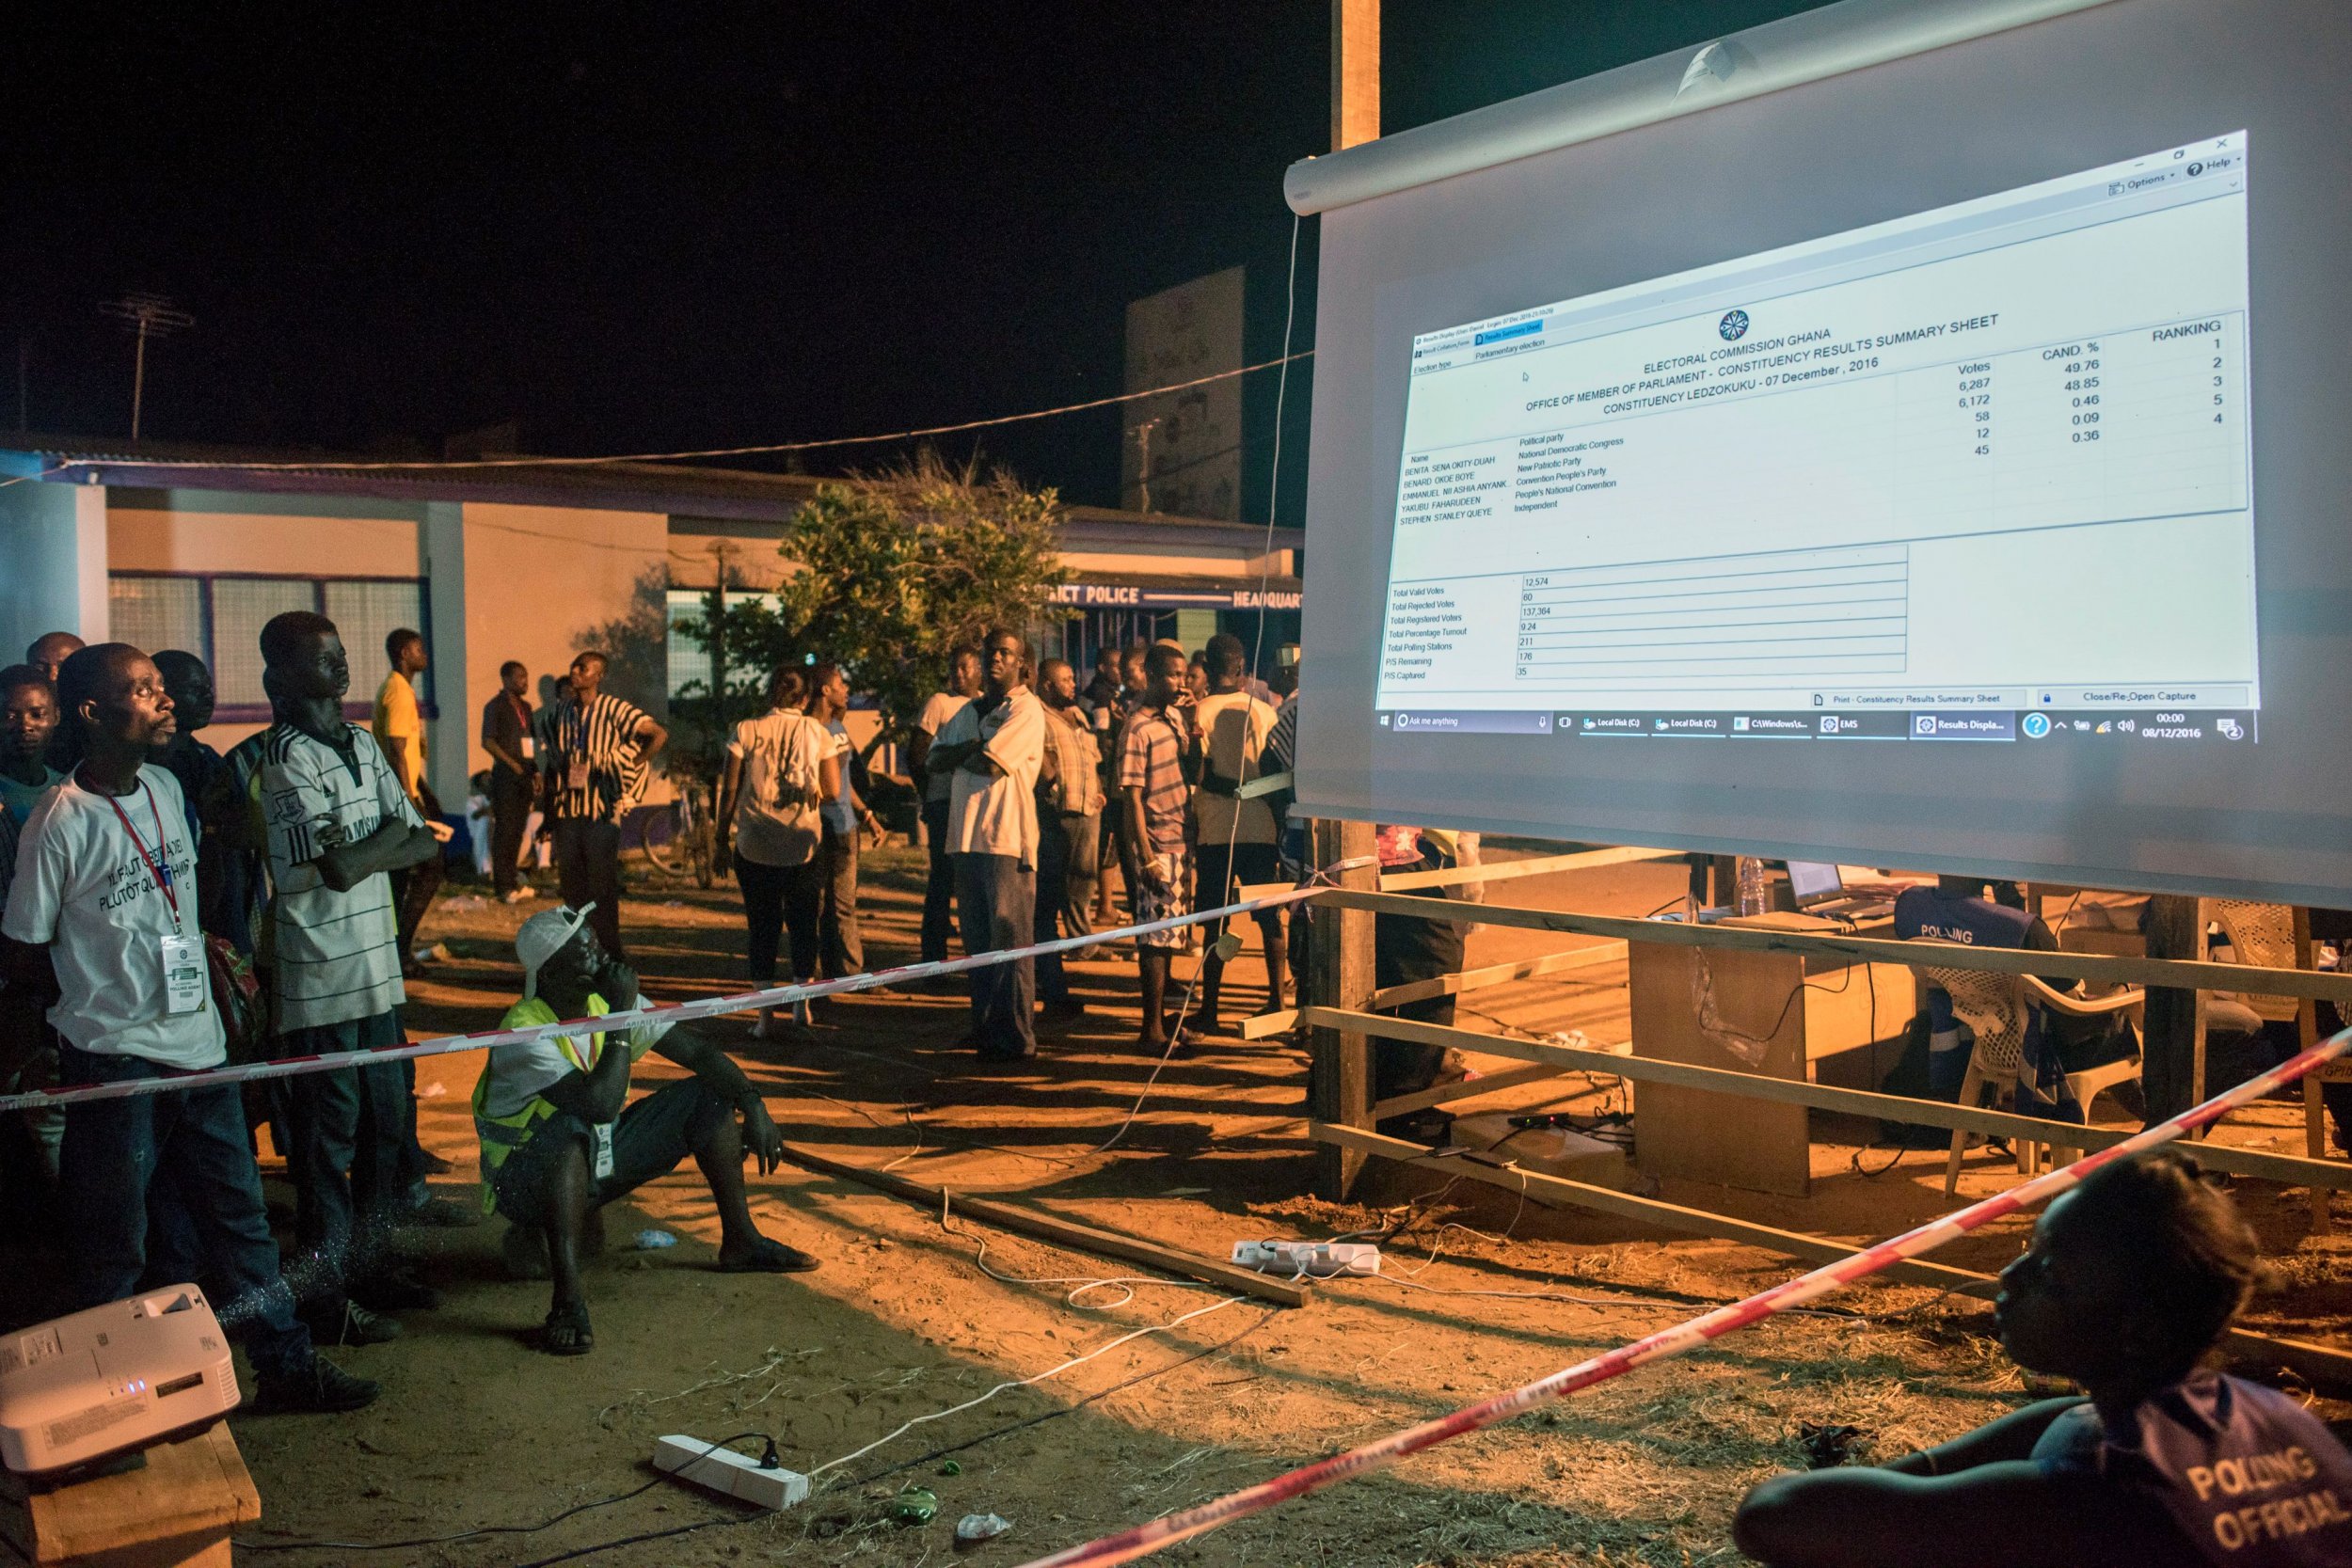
[0,644,377,1410]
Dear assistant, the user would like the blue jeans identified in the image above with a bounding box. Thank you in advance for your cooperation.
[57,1044,312,1382]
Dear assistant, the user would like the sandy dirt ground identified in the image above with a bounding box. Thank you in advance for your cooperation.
[8,846,2348,1568]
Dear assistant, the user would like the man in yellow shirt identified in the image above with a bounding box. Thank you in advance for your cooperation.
[372,627,443,975]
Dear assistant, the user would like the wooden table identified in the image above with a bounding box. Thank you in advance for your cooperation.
[1627,912,1913,1196]
[0,1422,259,1567]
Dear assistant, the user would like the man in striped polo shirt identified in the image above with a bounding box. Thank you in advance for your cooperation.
[258,610,450,1341]
[539,650,665,963]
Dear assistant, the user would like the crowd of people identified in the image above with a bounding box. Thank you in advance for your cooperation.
[875,627,1299,1062]
[0,614,731,1392]
[0,613,1329,1378]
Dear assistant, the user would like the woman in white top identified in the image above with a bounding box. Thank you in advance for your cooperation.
[716,667,842,1037]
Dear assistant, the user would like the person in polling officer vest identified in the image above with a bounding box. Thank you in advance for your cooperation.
[472,902,815,1354]
[1732,1150,2352,1566]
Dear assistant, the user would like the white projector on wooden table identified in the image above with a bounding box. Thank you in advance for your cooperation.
[0,1288,239,1475]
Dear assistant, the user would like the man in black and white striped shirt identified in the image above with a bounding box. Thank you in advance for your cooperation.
[539,651,665,962]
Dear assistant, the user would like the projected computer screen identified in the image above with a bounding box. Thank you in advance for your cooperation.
[1375,133,2253,750]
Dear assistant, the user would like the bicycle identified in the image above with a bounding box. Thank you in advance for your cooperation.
[643,773,719,888]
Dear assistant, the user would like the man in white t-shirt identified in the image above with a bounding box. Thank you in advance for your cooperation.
[909,644,979,965]
[930,629,1046,1060]
[473,903,810,1354]
[0,643,377,1411]
[259,610,449,1335]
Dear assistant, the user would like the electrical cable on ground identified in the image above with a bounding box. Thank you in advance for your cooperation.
[234,1432,771,1554]
[805,1294,1249,1480]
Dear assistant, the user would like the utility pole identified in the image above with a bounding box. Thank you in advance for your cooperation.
[1330,0,1380,151]
[1310,0,1383,1200]
[100,293,194,441]
[1133,416,1161,512]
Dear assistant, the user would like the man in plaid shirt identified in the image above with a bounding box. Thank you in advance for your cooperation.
[1117,644,1197,1053]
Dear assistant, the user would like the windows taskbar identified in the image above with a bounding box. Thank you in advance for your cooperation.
[1373,708,2257,742]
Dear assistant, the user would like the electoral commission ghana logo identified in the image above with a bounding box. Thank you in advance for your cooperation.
[1718,309,1750,341]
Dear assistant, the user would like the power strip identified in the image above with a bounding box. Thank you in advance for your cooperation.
[1230,1240,1380,1277]
[653,1435,808,1511]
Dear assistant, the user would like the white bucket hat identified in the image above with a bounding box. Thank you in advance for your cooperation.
[516,902,596,1001]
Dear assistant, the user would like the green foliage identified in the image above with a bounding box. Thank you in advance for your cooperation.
[673,451,1073,754]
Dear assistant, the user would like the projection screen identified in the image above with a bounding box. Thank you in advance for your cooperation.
[1288,0,2352,906]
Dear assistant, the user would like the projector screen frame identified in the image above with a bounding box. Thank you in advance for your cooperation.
[1290,0,2352,908]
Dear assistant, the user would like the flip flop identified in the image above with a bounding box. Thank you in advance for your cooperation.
[539,1300,594,1356]
[717,1238,820,1274]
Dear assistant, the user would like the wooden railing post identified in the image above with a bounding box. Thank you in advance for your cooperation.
[2142,895,2207,1126]
[1308,818,1377,1197]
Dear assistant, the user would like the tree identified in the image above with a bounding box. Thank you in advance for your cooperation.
[673,451,1073,763]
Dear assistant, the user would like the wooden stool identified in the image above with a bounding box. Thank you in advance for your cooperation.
[0,1422,259,1567]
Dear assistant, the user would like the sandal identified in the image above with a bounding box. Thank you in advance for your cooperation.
[716,1237,820,1274]
[539,1299,594,1355]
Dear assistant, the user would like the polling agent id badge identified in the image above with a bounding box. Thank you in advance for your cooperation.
[520,735,536,759]
[592,1122,615,1180]
[567,758,590,791]
[160,933,207,1015]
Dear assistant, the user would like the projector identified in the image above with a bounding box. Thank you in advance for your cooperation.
[0,1287,240,1476]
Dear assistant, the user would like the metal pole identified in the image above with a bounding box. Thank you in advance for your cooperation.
[130,320,150,440]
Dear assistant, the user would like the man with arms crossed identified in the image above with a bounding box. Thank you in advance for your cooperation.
[475,902,814,1354]
[260,611,451,1340]
[929,630,1046,1060]
[2,644,376,1410]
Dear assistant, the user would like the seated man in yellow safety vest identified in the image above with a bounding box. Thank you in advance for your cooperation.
[473,901,815,1354]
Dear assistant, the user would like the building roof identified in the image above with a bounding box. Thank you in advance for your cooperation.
[0,435,1304,549]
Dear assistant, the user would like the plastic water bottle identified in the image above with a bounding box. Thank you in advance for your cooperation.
[1735,855,1769,916]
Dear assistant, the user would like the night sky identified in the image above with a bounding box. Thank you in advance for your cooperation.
[5,3,1830,517]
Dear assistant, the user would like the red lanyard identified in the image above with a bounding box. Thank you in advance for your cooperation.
[103,781,182,923]
[507,693,530,727]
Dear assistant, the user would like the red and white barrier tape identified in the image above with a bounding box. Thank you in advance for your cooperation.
[1009,1028,2352,1568]
[0,872,1365,1116]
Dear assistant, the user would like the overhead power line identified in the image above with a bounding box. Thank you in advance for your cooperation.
[79,351,1315,476]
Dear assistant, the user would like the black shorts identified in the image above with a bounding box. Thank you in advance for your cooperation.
[490,1078,723,1227]
[1193,842,1282,940]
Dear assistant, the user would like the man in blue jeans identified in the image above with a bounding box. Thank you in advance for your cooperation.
[1,643,375,1411]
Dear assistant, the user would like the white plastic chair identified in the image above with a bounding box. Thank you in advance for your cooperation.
[1912,942,2143,1196]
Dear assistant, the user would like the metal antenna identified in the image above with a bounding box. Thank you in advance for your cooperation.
[99,293,194,440]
